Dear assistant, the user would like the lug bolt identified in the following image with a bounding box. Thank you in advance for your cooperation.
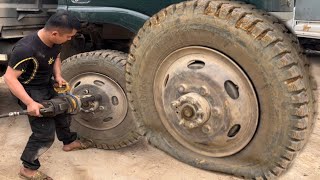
[202,124,212,134]
[83,89,89,94]
[178,84,187,93]
[200,86,209,96]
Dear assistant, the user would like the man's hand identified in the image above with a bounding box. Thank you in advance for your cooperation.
[53,54,65,87]
[27,101,44,117]
[55,76,67,87]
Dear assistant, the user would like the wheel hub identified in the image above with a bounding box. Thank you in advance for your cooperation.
[80,95,100,113]
[171,92,211,129]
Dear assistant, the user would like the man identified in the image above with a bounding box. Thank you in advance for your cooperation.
[3,10,92,179]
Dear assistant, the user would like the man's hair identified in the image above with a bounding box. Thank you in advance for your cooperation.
[45,10,81,32]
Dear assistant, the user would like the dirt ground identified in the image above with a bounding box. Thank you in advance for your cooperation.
[0,55,319,180]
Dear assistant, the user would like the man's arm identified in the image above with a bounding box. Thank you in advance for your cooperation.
[53,53,66,87]
[3,67,43,116]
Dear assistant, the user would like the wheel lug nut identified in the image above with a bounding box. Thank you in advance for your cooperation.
[212,107,221,116]
[99,106,105,110]
[197,109,204,116]
[171,101,180,109]
[188,123,196,129]
[200,86,209,96]
[178,84,187,93]
[195,118,203,124]
[179,96,187,102]
[81,108,90,113]
[202,124,212,134]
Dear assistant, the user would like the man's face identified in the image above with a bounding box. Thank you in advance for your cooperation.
[50,29,77,44]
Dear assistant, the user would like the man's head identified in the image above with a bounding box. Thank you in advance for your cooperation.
[44,10,81,44]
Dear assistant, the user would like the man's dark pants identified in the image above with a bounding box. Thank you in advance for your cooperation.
[18,86,77,170]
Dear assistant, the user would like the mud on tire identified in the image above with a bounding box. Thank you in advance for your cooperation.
[126,0,316,179]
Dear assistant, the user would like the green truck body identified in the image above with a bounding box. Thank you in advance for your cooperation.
[60,0,293,33]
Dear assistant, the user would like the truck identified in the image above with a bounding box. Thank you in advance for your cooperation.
[0,0,319,179]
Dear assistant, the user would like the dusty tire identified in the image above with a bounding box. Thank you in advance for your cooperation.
[62,50,143,149]
[126,1,315,179]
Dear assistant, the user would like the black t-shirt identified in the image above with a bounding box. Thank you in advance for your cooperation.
[8,32,61,88]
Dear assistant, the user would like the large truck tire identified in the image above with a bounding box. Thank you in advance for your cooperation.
[62,50,143,149]
[126,1,316,179]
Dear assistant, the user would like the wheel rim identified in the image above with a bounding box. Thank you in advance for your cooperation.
[69,72,128,131]
[154,46,259,157]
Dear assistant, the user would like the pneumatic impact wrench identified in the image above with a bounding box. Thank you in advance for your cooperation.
[0,84,101,118]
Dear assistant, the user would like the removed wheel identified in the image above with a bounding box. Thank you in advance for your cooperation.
[62,50,143,149]
[126,1,315,179]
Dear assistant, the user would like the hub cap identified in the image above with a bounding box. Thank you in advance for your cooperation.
[154,46,259,157]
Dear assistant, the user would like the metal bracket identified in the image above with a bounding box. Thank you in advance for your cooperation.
[16,0,43,21]
[71,0,91,4]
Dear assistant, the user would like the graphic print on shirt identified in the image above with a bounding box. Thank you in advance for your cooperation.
[48,57,55,65]
[13,57,39,84]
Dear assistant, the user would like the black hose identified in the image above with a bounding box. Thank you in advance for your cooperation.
[0,110,28,118]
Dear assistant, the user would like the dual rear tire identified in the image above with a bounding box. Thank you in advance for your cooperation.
[62,1,316,179]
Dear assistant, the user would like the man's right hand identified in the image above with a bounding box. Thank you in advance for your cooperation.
[4,67,44,117]
[27,101,44,117]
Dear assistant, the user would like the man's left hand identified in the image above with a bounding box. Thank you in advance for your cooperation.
[55,76,67,87]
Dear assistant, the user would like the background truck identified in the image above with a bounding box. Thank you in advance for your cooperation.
[0,0,319,179]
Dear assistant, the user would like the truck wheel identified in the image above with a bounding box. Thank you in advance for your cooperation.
[126,1,315,179]
[62,50,143,149]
